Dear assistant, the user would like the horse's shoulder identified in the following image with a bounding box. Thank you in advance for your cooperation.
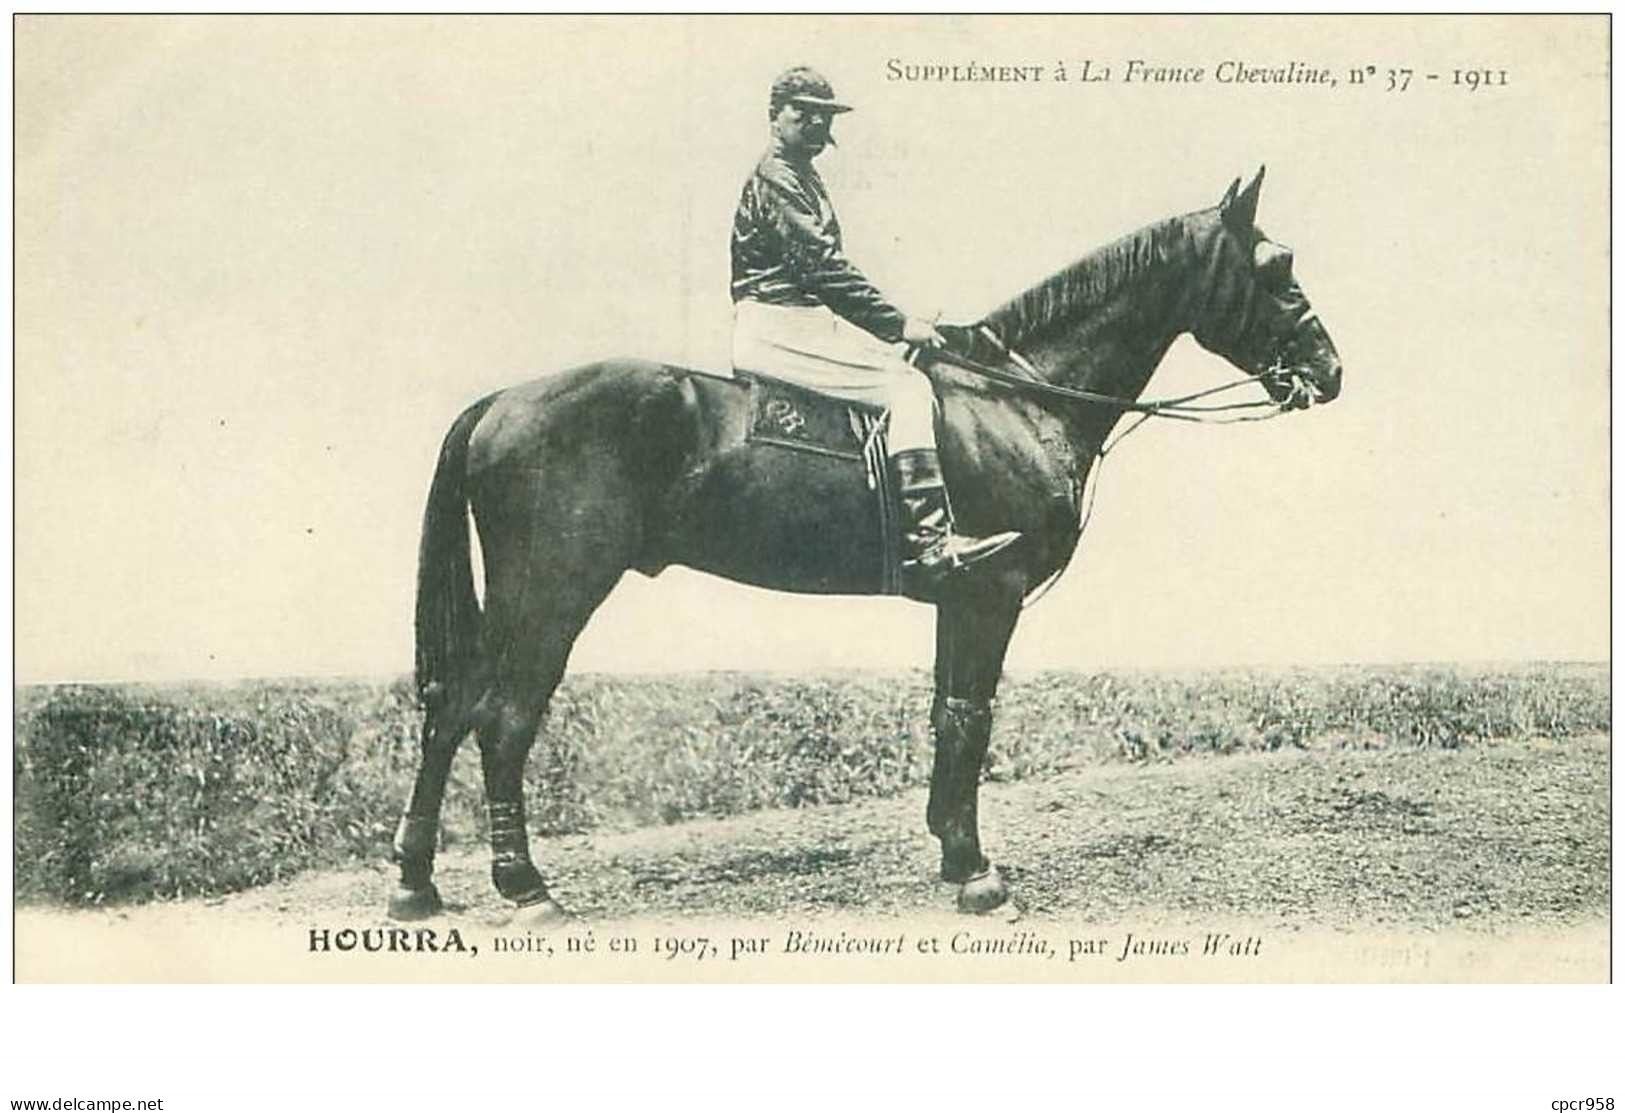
[925,358,1077,486]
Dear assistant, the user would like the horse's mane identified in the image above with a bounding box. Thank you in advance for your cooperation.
[978,215,1194,350]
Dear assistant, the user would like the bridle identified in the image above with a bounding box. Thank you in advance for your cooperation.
[908,319,1316,423]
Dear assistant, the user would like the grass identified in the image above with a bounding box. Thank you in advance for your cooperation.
[12,663,1608,905]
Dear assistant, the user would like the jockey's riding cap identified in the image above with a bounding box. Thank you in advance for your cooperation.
[770,66,854,114]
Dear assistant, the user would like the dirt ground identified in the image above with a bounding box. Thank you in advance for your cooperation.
[17,735,1608,971]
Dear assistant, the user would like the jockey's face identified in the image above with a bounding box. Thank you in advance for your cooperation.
[772,101,834,158]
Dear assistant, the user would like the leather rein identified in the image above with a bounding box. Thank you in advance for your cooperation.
[907,323,1315,422]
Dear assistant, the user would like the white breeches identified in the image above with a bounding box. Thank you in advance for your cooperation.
[731,300,937,454]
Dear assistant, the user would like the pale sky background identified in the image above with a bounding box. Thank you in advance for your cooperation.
[13,15,1609,684]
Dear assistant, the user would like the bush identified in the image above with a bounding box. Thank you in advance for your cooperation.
[15,681,411,902]
[13,664,1608,905]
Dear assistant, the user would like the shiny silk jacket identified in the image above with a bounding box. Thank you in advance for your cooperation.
[730,143,908,343]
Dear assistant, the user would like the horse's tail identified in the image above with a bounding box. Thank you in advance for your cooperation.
[414,392,500,709]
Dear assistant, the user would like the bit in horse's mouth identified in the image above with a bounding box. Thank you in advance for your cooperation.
[1292,372,1319,408]
[1268,361,1333,409]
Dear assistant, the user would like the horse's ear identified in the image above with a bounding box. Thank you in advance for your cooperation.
[1224,166,1265,232]
[1220,176,1241,209]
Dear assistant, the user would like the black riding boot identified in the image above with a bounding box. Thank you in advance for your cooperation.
[890,448,1021,595]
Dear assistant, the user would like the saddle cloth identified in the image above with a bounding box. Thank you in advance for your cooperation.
[739,372,903,595]
[743,372,878,459]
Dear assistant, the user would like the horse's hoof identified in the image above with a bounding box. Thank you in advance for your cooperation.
[956,865,1011,915]
[387,884,444,921]
[508,897,575,929]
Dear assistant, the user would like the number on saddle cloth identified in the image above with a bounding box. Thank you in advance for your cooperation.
[739,372,903,595]
[743,373,883,461]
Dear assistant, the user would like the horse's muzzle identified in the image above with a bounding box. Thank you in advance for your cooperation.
[1304,354,1342,404]
[1289,312,1342,404]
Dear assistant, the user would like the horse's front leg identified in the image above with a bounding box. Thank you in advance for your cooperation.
[927,573,1025,914]
[928,695,1010,914]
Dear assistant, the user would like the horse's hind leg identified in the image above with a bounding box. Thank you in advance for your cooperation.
[387,694,474,920]
[474,599,619,924]
[473,471,635,924]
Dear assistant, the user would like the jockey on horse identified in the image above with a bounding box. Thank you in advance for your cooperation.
[730,66,1022,594]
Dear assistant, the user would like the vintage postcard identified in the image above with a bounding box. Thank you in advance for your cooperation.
[12,14,1609,983]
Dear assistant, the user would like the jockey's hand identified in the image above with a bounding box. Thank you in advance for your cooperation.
[903,317,945,348]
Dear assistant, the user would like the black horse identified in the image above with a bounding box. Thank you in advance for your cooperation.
[390,168,1343,923]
